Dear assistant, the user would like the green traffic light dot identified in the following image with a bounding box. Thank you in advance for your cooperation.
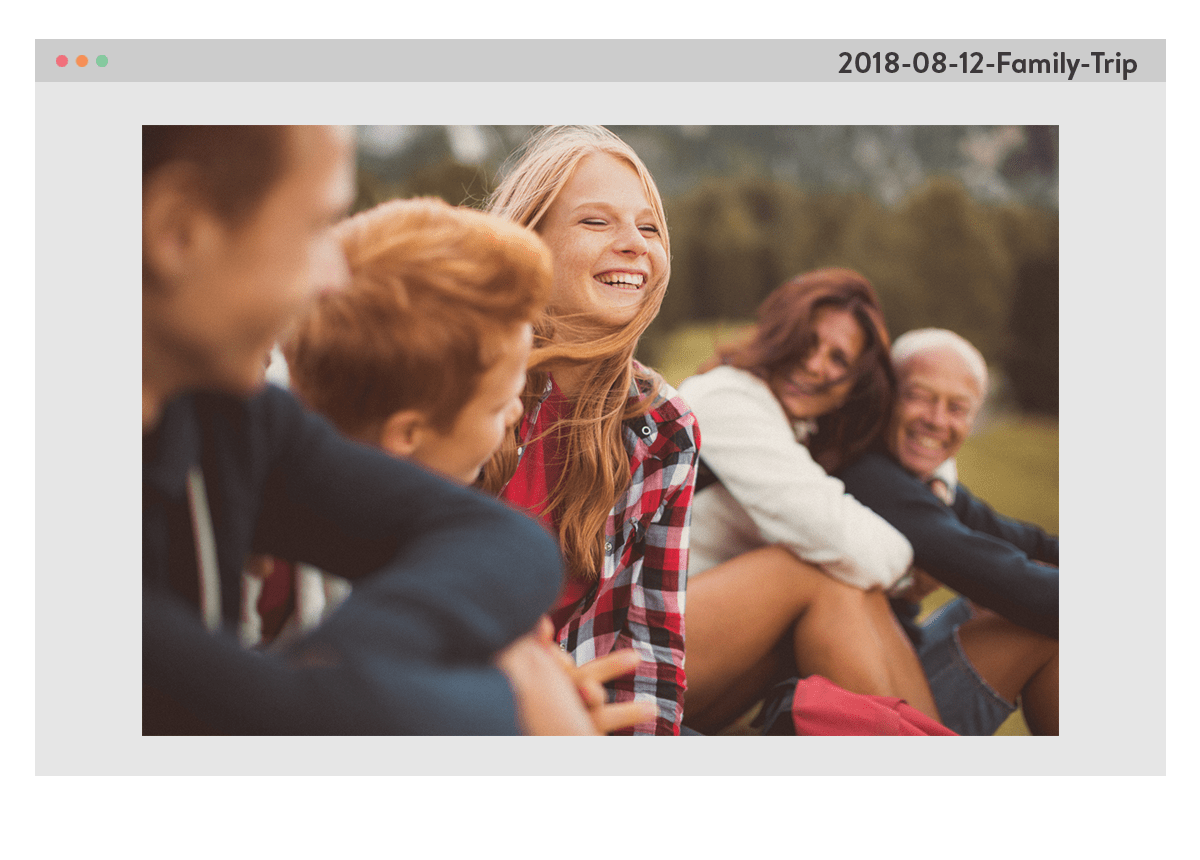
[96,55,108,67]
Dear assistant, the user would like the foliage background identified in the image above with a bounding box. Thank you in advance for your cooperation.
[352,125,1059,415]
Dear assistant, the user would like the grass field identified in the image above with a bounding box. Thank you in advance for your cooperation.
[940,416,1058,735]
[651,323,1059,736]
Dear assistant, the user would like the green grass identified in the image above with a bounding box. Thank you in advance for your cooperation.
[649,319,754,389]
[926,416,1058,736]
[955,417,1059,535]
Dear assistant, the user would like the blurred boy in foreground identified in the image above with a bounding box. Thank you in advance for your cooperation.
[142,126,625,734]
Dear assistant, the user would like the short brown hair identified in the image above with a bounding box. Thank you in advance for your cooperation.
[142,125,291,225]
[282,197,552,441]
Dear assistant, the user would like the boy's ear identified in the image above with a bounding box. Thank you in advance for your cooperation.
[142,165,222,290]
[379,409,431,459]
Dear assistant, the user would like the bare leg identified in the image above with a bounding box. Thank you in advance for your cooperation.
[956,612,1059,735]
[864,589,942,720]
[686,638,793,734]
[685,546,939,731]
[787,581,939,720]
[1020,651,1059,736]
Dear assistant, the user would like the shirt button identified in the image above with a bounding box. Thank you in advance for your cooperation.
[604,541,614,554]
[517,446,524,456]
[640,425,651,436]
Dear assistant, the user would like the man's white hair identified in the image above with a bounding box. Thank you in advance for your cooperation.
[891,328,988,393]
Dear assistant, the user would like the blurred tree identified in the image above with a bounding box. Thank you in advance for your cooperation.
[1004,254,1059,414]
[352,158,491,215]
[351,166,394,215]
[991,204,1058,413]
[887,178,1013,359]
[352,130,1059,416]
[405,159,491,208]
[649,175,1057,416]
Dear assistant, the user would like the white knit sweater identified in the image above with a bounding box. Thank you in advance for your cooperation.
[678,365,912,590]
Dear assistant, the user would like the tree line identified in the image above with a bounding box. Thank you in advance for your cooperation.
[354,161,1059,415]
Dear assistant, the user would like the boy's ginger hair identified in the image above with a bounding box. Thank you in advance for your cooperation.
[283,197,552,442]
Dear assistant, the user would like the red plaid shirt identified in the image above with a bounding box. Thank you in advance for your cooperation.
[503,365,700,735]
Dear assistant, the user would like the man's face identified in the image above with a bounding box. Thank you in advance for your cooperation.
[886,347,983,479]
[145,126,355,397]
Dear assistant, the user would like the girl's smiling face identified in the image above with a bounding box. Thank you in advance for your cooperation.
[535,151,667,327]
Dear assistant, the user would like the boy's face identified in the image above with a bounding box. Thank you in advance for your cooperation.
[144,126,355,398]
[408,323,532,485]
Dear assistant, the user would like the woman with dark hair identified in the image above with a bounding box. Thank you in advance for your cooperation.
[481,126,699,735]
[679,268,938,733]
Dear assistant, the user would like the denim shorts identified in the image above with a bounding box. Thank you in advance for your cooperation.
[913,598,1017,736]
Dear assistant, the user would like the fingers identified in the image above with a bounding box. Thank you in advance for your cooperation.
[576,648,643,686]
[592,700,658,735]
[245,554,275,580]
[578,650,643,717]
[533,614,556,643]
[573,649,642,709]
[544,644,651,733]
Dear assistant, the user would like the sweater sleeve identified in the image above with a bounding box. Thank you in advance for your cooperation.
[610,417,697,736]
[251,386,562,662]
[953,485,1059,566]
[839,452,1058,639]
[679,367,912,590]
[143,586,527,735]
[143,386,563,735]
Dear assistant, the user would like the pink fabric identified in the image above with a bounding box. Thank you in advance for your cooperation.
[791,674,958,736]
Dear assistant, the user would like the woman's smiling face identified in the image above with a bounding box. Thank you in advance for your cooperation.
[535,151,667,327]
[769,306,866,423]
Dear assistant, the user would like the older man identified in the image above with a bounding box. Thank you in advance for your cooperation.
[839,329,1058,735]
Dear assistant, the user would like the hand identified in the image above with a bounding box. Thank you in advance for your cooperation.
[893,565,942,603]
[245,553,276,580]
[499,616,654,735]
[556,646,656,734]
[926,478,954,505]
[495,621,598,736]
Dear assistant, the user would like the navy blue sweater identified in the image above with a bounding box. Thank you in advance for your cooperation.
[143,385,562,734]
[838,451,1058,639]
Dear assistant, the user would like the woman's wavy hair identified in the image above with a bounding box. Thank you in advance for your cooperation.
[282,197,552,444]
[714,267,896,473]
[479,126,671,580]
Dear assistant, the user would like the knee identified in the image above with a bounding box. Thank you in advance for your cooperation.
[809,573,872,618]
[757,544,816,573]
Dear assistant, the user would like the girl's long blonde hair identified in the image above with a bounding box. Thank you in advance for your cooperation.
[480,126,671,581]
